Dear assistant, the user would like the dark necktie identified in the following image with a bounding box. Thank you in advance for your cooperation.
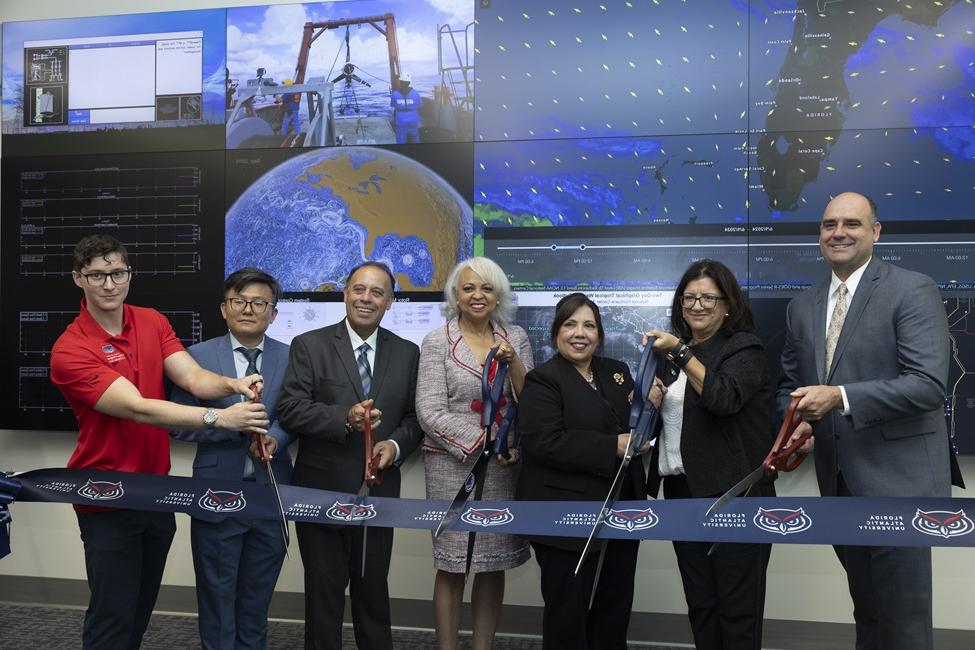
[357,343,372,396]
[236,347,261,376]
[235,346,261,479]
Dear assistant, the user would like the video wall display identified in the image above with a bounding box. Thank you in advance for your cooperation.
[226,1,474,149]
[1,0,973,448]
[1,9,227,156]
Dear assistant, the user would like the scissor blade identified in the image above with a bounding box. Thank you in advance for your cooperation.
[575,443,632,576]
[704,465,764,518]
[434,446,491,538]
[264,460,290,556]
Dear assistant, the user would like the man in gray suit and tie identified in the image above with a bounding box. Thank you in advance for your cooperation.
[779,191,953,650]
[277,261,423,650]
[171,267,293,649]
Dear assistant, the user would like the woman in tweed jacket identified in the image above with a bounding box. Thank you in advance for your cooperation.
[417,256,532,650]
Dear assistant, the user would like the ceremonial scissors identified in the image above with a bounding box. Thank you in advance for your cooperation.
[433,346,516,576]
[250,383,290,554]
[354,401,384,577]
[704,396,809,519]
[575,339,659,607]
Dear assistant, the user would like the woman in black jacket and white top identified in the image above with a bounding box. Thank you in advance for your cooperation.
[645,259,777,650]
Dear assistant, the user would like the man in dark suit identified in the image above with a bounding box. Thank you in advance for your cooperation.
[171,267,294,650]
[779,192,953,650]
[277,261,423,650]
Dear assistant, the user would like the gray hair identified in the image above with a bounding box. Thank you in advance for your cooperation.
[441,256,516,326]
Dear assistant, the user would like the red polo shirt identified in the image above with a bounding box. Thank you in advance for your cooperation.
[51,301,185,482]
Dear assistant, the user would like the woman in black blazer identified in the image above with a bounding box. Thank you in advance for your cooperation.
[516,292,660,650]
[645,259,776,650]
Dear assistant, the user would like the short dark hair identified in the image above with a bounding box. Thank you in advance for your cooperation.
[223,267,282,304]
[345,261,396,293]
[670,259,753,341]
[72,235,128,272]
[550,292,605,347]
[863,193,879,223]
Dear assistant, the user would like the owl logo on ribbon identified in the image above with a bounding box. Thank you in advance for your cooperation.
[605,507,659,532]
[460,507,514,528]
[198,489,247,513]
[325,501,377,522]
[753,507,812,536]
[911,509,975,539]
[78,479,124,501]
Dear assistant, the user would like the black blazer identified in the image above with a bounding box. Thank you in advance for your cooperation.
[647,330,776,499]
[516,353,646,551]
[276,320,423,497]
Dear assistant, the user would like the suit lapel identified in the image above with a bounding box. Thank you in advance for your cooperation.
[370,328,392,399]
[813,281,829,384]
[332,321,366,401]
[827,259,881,381]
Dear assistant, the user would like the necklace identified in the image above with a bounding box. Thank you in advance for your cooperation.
[584,366,597,390]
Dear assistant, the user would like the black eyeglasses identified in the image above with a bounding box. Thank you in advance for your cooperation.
[225,297,273,314]
[79,268,131,286]
[681,294,724,309]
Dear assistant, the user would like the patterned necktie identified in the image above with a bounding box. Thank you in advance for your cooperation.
[824,283,848,377]
[236,347,261,376]
[357,342,372,396]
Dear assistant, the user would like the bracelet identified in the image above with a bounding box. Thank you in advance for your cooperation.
[667,343,694,368]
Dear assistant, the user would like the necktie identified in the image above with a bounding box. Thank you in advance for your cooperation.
[235,346,261,479]
[236,347,261,376]
[357,342,372,396]
[824,283,848,377]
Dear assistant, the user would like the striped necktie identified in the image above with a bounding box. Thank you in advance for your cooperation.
[236,347,261,376]
[357,342,372,396]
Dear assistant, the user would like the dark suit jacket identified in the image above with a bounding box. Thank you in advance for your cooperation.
[276,320,422,497]
[778,257,956,497]
[170,333,294,523]
[647,330,777,498]
[516,353,645,551]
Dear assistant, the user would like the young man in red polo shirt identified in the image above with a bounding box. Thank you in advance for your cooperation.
[50,234,271,650]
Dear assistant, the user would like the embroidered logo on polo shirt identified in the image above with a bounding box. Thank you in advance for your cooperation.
[101,343,126,365]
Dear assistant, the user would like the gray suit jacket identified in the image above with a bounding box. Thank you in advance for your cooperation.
[170,333,295,521]
[778,257,952,498]
[276,319,422,497]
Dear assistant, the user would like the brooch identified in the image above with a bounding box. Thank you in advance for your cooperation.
[613,372,624,385]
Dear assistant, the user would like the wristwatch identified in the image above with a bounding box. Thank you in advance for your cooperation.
[202,408,219,428]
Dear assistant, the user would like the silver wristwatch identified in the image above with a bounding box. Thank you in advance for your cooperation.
[202,408,219,428]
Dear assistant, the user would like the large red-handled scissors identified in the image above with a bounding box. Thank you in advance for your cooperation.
[704,396,810,519]
[355,400,384,578]
[249,383,290,554]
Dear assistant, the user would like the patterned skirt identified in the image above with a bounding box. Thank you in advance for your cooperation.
[423,447,531,573]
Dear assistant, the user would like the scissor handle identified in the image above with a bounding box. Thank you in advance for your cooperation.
[763,397,808,475]
[492,406,518,459]
[363,400,382,485]
[480,346,510,429]
[366,452,384,487]
[628,340,659,449]
[249,382,271,463]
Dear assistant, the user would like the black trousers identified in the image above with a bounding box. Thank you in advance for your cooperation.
[76,509,176,650]
[664,475,772,650]
[532,539,640,650]
[296,521,394,650]
[835,473,933,650]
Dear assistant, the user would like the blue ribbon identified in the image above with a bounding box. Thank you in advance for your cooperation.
[6,468,975,550]
[0,474,22,560]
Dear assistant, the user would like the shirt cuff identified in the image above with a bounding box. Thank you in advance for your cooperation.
[390,439,402,464]
[839,385,851,415]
